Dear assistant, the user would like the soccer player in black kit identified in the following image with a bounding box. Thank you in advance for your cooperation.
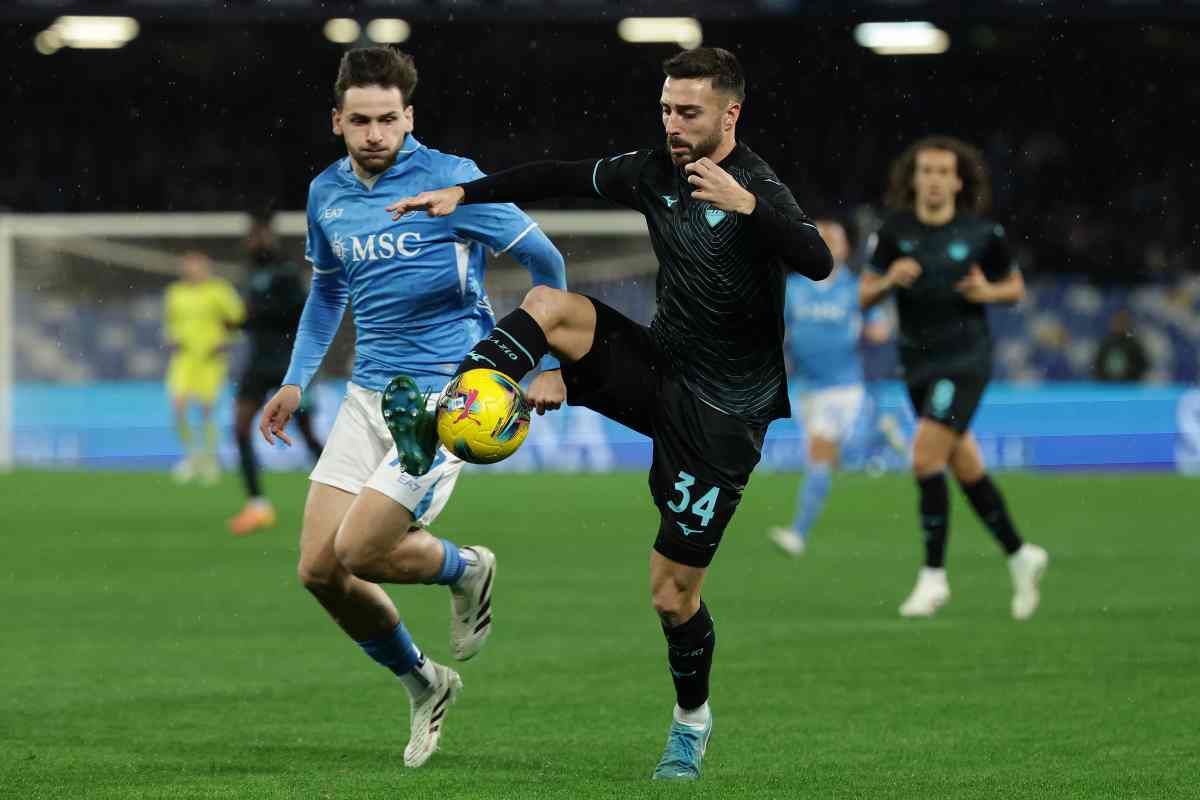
[382,47,831,780]
[860,136,1048,621]
[228,215,325,535]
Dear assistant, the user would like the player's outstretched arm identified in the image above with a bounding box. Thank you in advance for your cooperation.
[388,160,601,221]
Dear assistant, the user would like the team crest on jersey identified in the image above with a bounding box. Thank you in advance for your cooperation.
[947,241,969,262]
[330,232,347,263]
[662,195,679,208]
[899,239,916,254]
[705,208,727,227]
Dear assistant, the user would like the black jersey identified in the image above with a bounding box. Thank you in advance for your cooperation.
[242,261,309,365]
[868,210,1013,383]
[459,143,830,422]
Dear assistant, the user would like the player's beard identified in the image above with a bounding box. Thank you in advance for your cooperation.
[667,124,723,165]
[351,144,400,176]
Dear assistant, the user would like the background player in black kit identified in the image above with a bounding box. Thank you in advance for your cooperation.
[228,214,325,535]
[383,47,831,780]
[860,136,1048,621]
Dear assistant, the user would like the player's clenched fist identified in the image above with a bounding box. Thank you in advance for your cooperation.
[684,158,757,214]
[526,370,567,415]
[259,384,301,446]
[387,187,466,220]
[885,257,922,289]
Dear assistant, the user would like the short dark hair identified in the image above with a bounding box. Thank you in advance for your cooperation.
[662,46,745,104]
[885,135,992,215]
[335,47,418,109]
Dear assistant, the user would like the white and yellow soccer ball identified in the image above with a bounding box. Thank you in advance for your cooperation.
[436,368,532,464]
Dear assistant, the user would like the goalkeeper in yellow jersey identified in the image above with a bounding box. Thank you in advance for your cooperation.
[164,251,245,484]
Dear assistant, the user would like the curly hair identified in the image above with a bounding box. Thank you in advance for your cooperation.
[885,135,992,215]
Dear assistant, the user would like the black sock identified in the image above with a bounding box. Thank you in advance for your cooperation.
[236,430,261,498]
[456,308,548,382]
[961,474,1023,556]
[662,602,715,711]
[917,473,949,568]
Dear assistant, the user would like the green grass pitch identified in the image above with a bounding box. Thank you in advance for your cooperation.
[2,469,1198,799]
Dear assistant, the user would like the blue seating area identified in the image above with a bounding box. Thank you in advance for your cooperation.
[15,276,1200,385]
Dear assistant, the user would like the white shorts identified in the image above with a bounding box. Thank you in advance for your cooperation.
[310,382,463,527]
[799,384,865,443]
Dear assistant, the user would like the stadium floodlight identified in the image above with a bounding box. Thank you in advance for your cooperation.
[617,17,702,50]
[47,16,139,50]
[853,22,949,55]
[366,19,410,44]
[324,18,361,45]
[34,29,63,55]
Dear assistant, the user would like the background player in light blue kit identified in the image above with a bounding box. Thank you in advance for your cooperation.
[256,48,566,767]
[769,218,893,556]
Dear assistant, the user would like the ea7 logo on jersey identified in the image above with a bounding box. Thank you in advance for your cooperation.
[334,232,424,263]
[322,207,344,220]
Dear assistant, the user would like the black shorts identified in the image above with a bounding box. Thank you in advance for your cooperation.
[906,373,988,434]
[562,297,765,568]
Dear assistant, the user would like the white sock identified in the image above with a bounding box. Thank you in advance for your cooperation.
[248,496,272,511]
[398,655,439,699]
[673,702,711,729]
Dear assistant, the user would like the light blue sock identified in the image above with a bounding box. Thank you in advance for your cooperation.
[357,621,422,677]
[428,538,467,586]
[793,462,833,537]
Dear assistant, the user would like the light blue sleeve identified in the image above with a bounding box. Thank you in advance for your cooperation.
[284,195,350,389]
[449,158,567,371]
[305,191,339,272]
[281,269,349,390]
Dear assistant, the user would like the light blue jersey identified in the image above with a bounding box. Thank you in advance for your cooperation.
[784,265,881,390]
[283,136,565,393]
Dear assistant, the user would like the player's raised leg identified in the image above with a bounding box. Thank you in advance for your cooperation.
[950,433,1048,620]
[384,286,595,474]
[333,480,495,663]
[649,552,714,781]
[899,418,956,618]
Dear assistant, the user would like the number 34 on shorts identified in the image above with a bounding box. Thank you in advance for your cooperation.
[667,471,721,536]
[657,467,745,560]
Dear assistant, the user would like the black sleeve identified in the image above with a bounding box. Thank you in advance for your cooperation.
[458,159,611,206]
[979,222,1015,281]
[746,176,832,280]
[867,221,900,275]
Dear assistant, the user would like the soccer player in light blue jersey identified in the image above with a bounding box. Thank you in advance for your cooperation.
[256,48,566,767]
[769,218,893,556]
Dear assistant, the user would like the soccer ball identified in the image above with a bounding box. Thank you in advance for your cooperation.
[436,369,532,464]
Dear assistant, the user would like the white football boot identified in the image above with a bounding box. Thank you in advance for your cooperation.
[404,659,462,768]
[768,526,807,557]
[1008,543,1049,621]
[899,567,951,618]
[449,546,496,661]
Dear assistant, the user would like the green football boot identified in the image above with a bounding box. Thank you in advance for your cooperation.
[381,374,440,477]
